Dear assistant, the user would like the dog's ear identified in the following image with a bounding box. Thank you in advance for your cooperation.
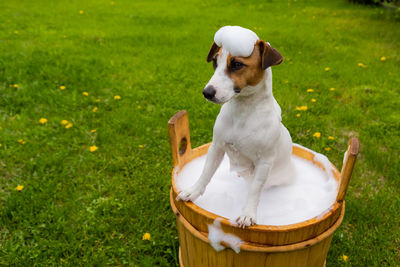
[207,42,220,62]
[258,40,284,69]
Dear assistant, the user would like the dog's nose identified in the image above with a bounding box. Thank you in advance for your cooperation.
[203,86,216,100]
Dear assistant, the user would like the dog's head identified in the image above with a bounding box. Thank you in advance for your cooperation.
[203,27,283,104]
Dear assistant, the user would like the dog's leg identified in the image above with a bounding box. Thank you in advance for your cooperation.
[236,162,272,228]
[177,143,225,202]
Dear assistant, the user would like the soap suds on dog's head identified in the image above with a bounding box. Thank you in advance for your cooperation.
[214,26,259,57]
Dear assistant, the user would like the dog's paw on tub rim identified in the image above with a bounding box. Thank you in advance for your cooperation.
[235,214,257,228]
[176,187,204,202]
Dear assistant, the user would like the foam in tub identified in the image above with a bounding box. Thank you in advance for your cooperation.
[175,144,338,226]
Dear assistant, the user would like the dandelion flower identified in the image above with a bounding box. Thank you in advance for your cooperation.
[114,95,121,100]
[296,113,301,117]
[138,145,144,149]
[59,85,66,90]
[65,123,73,129]
[82,92,89,96]
[92,107,98,112]
[324,67,330,71]
[13,84,19,88]
[380,56,386,61]
[342,255,348,262]
[39,118,47,124]
[17,139,26,144]
[91,129,96,133]
[328,136,335,140]
[137,105,142,109]
[311,99,316,103]
[95,99,101,102]
[79,10,84,14]
[295,106,308,111]
[142,233,151,241]
[15,185,24,191]
[307,89,314,93]
[61,120,69,125]
[358,63,367,68]
[313,132,321,138]
[330,88,335,91]
[324,147,331,151]
[89,145,98,152]
[0,144,2,147]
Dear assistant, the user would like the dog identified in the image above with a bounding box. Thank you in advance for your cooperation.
[178,26,295,228]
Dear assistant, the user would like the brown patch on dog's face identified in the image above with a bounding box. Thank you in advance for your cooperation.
[223,40,284,92]
[225,43,265,92]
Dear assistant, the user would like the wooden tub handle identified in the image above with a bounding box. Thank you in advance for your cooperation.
[168,110,193,168]
[336,137,359,203]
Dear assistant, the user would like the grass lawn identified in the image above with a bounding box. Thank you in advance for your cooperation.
[0,0,399,265]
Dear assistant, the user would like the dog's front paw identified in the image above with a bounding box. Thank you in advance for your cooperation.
[235,214,257,228]
[177,186,204,202]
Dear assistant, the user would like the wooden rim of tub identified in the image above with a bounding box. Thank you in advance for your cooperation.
[169,110,359,246]
[170,187,345,252]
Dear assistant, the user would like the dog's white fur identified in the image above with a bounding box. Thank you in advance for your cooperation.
[178,46,295,228]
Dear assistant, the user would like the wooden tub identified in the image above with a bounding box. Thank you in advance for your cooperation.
[168,110,359,267]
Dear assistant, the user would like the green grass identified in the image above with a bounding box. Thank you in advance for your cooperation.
[0,0,399,266]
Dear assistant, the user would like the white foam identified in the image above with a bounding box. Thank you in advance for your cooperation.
[208,219,243,253]
[214,26,259,57]
[175,146,338,226]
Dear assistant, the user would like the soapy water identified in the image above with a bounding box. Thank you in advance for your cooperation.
[175,145,338,226]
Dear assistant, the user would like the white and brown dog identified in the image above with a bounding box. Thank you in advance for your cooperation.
[178,26,295,228]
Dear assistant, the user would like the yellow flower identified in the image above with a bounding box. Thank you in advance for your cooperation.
[13,84,19,88]
[79,10,84,14]
[17,139,26,144]
[296,113,301,117]
[91,129,96,133]
[142,232,151,241]
[0,144,2,147]
[313,132,321,138]
[295,106,308,111]
[59,85,66,90]
[380,56,386,61]
[92,107,98,112]
[39,118,47,124]
[15,185,24,191]
[284,80,289,84]
[114,95,121,100]
[358,63,367,68]
[82,92,89,96]
[307,89,314,93]
[138,145,144,149]
[342,255,348,262]
[89,145,98,152]
[95,99,101,102]
[311,99,316,103]
[324,147,331,151]
[328,136,335,140]
[324,67,330,71]
[61,120,69,125]
[330,87,335,91]
[65,123,73,129]
[137,105,142,109]
[14,30,19,35]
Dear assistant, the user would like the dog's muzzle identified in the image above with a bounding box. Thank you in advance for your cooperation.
[203,85,216,100]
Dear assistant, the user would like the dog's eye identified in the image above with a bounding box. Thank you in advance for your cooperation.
[230,61,244,71]
[212,58,218,69]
